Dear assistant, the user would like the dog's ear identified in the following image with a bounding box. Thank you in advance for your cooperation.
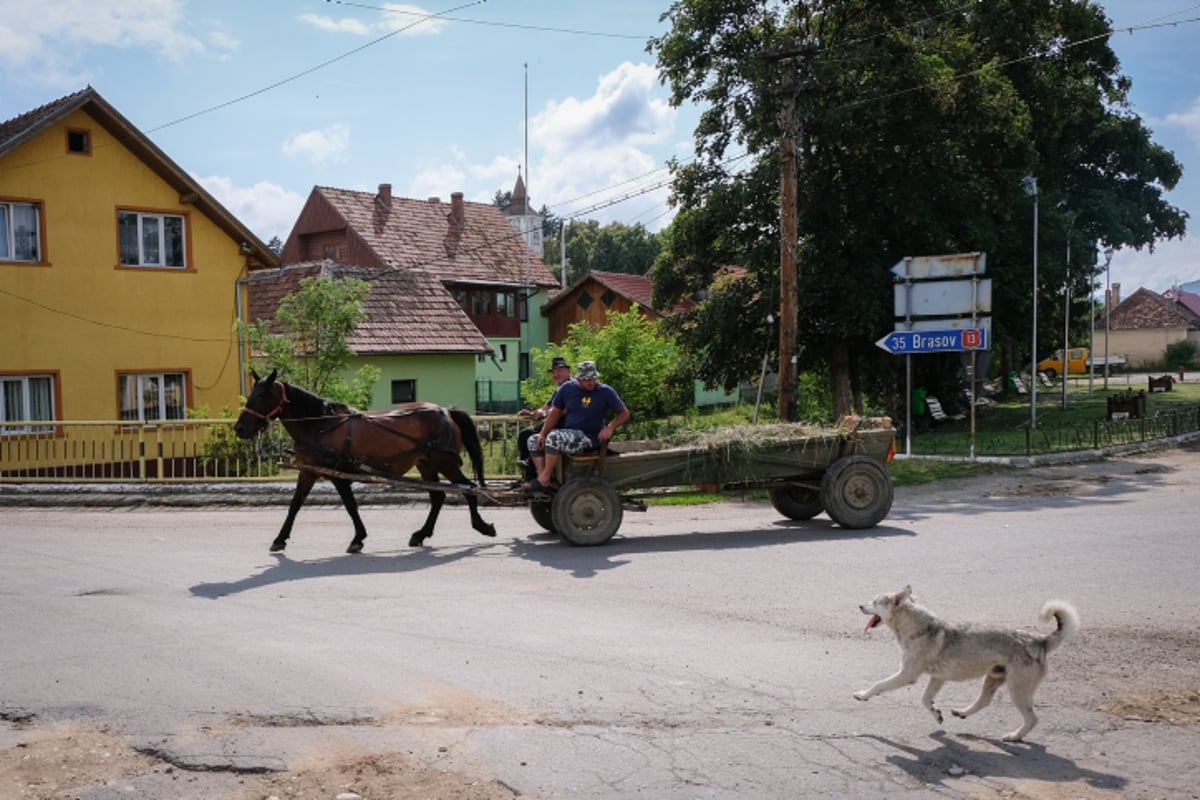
[896,585,912,604]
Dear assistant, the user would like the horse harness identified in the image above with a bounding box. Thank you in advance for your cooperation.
[293,402,462,474]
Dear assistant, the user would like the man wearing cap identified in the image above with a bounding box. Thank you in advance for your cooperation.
[527,360,629,491]
[515,356,573,479]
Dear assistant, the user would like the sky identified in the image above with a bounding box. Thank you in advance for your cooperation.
[1,0,1198,297]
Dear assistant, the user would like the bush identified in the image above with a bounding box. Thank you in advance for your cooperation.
[1165,340,1197,369]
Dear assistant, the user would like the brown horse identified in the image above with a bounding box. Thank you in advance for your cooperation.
[233,369,496,553]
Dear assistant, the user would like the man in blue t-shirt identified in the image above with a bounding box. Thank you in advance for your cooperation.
[527,360,629,491]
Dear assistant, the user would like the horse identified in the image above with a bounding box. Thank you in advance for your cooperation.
[233,369,496,553]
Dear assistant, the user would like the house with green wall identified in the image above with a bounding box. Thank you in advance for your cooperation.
[277,183,559,413]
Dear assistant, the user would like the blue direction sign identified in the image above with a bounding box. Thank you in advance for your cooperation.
[875,328,988,354]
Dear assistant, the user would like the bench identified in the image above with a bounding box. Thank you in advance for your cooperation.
[926,396,965,422]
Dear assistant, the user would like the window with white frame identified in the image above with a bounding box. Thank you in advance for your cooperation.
[0,200,42,262]
[1,375,55,434]
[118,372,187,422]
[118,210,186,268]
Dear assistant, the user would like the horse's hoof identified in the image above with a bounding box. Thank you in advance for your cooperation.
[270,541,287,552]
[408,533,427,547]
[346,542,364,554]
[480,524,497,538]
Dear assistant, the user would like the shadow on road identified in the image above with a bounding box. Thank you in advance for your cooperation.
[507,520,915,578]
[188,544,490,598]
[865,731,1127,792]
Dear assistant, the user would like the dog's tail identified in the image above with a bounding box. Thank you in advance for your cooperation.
[1039,600,1080,654]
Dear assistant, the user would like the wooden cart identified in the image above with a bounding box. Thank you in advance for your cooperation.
[527,417,896,546]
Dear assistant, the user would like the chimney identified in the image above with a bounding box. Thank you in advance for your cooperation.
[449,192,465,229]
[1112,283,1121,307]
[376,183,392,210]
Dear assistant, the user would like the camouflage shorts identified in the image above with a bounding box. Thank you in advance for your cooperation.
[530,428,595,456]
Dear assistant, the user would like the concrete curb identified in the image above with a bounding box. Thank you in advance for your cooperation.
[2,431,1197,508]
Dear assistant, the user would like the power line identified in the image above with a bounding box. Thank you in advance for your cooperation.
[328,0,649,40]
[146,0,487,133]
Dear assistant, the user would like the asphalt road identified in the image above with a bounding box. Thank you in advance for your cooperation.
[2,443,1199,798]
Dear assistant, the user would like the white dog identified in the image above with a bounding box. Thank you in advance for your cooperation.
[853,585,1079,741]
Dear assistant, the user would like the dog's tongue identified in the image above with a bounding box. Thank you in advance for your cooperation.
[865,615,881,633]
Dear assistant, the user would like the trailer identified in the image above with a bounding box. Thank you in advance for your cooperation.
[285,417,896,547]
[523,417,896,546]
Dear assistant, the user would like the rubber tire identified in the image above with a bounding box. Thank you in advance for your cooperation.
[769,485,824,520]
[1043,368,1058,380]
[529,499,556,533]
[820,455,893,529]
[551,476,623,546]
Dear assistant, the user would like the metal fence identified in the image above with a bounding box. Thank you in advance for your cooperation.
[1,415,529,482]
[911,405,1200,458]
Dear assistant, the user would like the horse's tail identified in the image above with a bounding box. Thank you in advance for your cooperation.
[449,408,487,487]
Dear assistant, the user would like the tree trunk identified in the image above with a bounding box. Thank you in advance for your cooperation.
[830,339,854,419]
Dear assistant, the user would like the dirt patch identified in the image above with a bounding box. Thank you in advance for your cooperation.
[0,722,521,800]
[1098,688,1200,725]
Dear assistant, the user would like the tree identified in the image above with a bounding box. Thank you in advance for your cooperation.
[521,308,689,418]
[266,236,283,256]
[649,0,1186,419]
[239,275,379,408]
[543,219,663,284]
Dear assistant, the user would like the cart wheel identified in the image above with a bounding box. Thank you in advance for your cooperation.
[529,499,557,533]
[769,485,824,520]
[820,455,893,529]
[551,476,623,546]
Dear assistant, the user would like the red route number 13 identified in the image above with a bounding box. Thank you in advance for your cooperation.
[962,329,984,349]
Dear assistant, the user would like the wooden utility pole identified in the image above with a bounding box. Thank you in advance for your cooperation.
[777,63,800,422]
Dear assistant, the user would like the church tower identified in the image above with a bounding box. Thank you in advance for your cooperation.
[505,167,544,256]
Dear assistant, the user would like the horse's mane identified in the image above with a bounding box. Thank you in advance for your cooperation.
[282,381,354,419]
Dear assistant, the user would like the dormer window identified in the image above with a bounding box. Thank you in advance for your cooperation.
[67,129,91,154]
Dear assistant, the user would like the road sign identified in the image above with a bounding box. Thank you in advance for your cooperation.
[894,278,992,317]
[905,316,991,334]
[875,328,988,354]
[891,252,986,280]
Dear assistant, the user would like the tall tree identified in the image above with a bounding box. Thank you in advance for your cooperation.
[649,0,1186,419]
[240,275,379,408]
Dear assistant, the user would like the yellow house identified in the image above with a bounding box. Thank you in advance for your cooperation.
[0,88,276,430]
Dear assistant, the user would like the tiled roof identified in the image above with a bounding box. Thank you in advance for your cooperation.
[544,269,700,316]
[1110,287,1197,330]
[1162,288,1200,321]
[0,89,89,152]
[246,262,491,355]
[315,187,557,288]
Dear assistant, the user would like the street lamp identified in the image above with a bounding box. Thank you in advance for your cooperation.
[1023,176,1038,429]
[1103,246,1115,390]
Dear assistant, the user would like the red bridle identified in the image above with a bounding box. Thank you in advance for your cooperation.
[240,382,288,423]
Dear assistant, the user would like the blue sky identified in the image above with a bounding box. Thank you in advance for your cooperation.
[1,1,1197,296]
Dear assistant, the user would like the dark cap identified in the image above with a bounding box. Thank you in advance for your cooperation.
[549,356,570,371]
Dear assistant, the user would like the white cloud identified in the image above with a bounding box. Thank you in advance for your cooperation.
[1110,235,1200,294]
[533,62,676,155]
[1164,97,1200,145]
[298,4,447,37]
[0,0,232,71]
[282,124,351,164]
[196,174,306,244]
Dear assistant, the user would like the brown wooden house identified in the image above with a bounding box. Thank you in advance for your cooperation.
[542,270,694,343]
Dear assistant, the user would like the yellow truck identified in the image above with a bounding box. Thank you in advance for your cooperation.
[1038,347,1126,379]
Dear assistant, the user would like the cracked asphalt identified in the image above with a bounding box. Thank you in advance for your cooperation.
[2,441,1199,798]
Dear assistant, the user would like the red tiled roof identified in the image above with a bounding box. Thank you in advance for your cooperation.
[314,187,557,288]
[0,89,89,152]
[544,269,707,316]
[246,262,491,355]
[1162,288,1200,322]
